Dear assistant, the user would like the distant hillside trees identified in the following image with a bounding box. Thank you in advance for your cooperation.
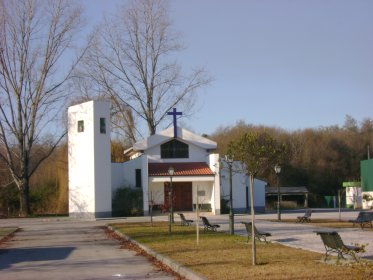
[1,115,371,215]
[211,116,373,201]
[0,144,68,216]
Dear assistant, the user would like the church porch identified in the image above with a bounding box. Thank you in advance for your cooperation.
[147,162,220,214]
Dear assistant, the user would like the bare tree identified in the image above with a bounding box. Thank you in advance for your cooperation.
[0,0,83,216]
[81,0,210,141]
[228,132,287,265]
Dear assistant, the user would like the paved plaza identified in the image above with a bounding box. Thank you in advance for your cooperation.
[0,218,174,280]
[0,209,372,279]
[205,210,373,259]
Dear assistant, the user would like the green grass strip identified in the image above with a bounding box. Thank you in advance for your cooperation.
[110,222,373,280]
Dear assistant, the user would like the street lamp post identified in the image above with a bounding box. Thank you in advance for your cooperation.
[274,165,281,221]
[168,166,175,233]
[225,155,234,235]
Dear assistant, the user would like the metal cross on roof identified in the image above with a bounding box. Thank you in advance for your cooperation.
[167,108,182,138]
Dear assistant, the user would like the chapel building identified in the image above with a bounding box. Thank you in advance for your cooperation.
[68,100,265,218]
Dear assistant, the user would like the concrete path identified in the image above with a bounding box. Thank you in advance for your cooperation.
[192,209,373,260]
[1,209,372,280]
[0,218,175,280]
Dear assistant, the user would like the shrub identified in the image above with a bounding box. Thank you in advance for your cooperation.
[220,198,229,214]
[30,183,59,214]
[308,193,327,208]
[0,185,19,217]
[112,187,143,217]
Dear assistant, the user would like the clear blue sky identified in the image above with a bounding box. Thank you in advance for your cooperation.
[83,0,373,135]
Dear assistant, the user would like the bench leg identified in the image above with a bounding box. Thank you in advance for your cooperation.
[324,247,335,262]
[324,250,329,262]
[259,236,267,243]
[349,251,359,262]
[336,250,345,261]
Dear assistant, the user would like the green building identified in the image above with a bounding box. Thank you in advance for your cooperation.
[360,159,373,209]
[361,159,373,192]
[343,159,373,209]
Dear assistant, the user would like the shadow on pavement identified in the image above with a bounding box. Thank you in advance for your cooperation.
[272,238,299,242]
[0,246,75,270]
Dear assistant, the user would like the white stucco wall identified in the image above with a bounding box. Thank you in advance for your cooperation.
[118,156,143,189]
[113,156,150,214]
[111,163,125,192]
[346,187,362,208]
[142,156,149,215]
[209,153,221,214]
[93,102,112,215]
[149,182,165,205]
[121,127,225,215]
[146,140,211,163]
[68,100,111,218]
[220,161,266,212]
[192,181,213,204]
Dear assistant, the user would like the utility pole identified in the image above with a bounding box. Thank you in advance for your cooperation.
[274,165,282,221]
[225,155,234,235]
[368,145,370,160]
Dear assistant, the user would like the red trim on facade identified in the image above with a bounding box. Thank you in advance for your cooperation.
[148,162,214,176]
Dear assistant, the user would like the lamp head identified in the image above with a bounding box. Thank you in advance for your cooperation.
[224,155,233,163]
[168,166,175,176]
[274,165,281,174]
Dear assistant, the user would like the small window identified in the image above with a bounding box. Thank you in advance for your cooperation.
[77,120,84,133]
[161,139,189,158]
[135,169,142,188]
[100,118,106,134]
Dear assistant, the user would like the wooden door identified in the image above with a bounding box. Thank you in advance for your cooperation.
[164,182,192,211]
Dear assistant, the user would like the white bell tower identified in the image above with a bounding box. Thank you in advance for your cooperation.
[68,100,112,218]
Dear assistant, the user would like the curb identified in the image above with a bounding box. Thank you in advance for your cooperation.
[107,225,207,280]
[0,227,20,243]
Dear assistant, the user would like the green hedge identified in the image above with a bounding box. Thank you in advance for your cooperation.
[112,187,143,217]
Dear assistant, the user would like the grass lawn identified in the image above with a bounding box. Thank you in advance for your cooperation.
[0,227,18,242]
[110,222,372,280]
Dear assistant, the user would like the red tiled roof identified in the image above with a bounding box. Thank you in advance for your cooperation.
[148,162,214,176]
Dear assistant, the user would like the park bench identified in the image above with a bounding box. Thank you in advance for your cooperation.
[241,221,271,243]
[296,209,312,223]
[348,211,373,229]
[177,213,193,226]
[200,216,220,232]
[315,231,363,262]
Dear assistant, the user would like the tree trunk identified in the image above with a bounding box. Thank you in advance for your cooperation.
[19,178,31,217]
[148,120,156,135]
